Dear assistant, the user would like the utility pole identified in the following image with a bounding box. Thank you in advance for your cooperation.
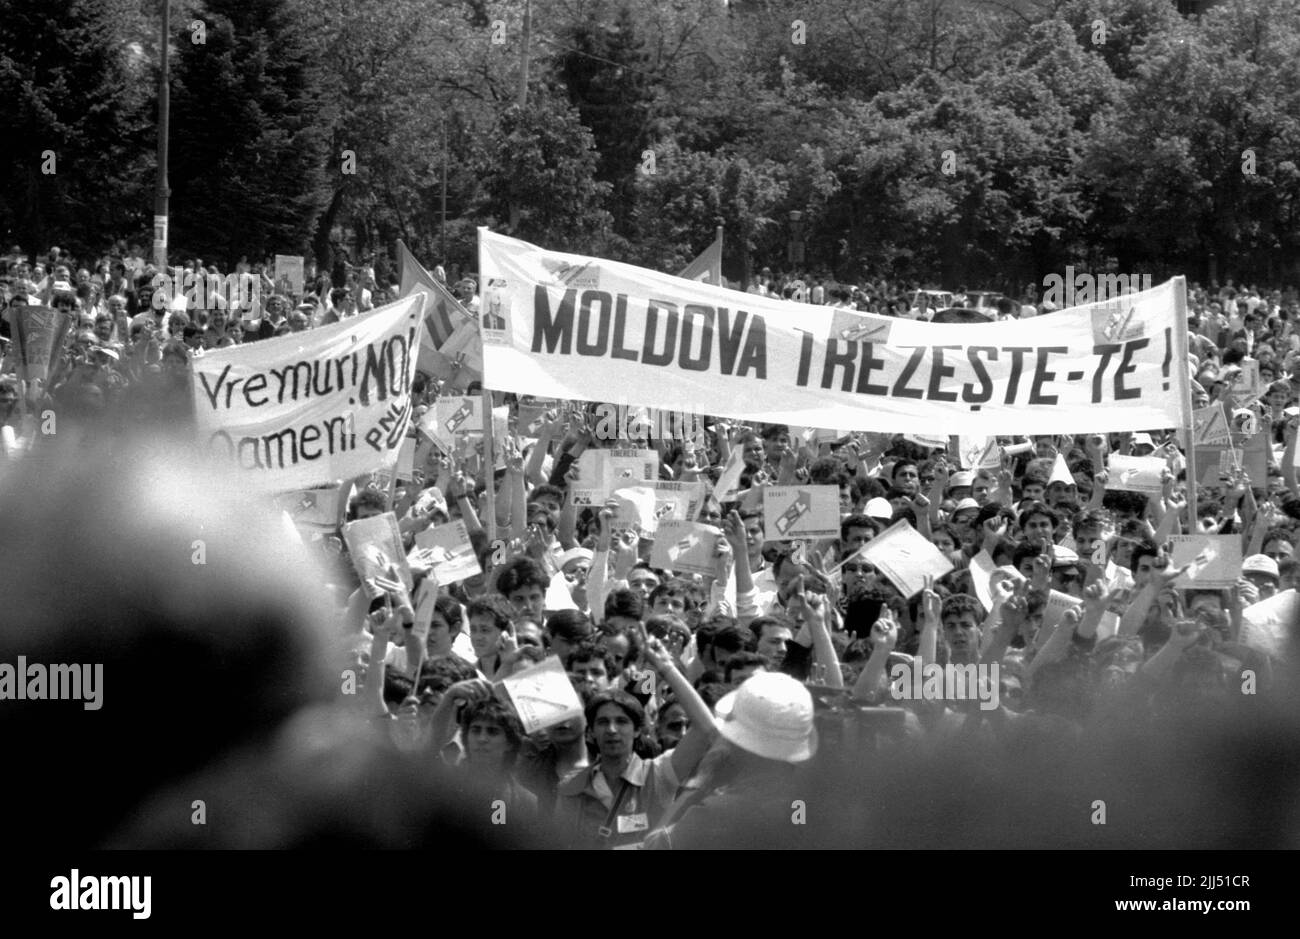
[518,0,531,108]
[153,0,171,271]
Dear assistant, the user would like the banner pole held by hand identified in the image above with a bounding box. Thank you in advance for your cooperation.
[1173,277,1198,529]
[481,385,497,542]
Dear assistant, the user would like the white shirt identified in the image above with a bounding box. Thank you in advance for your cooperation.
[751,565,780,616]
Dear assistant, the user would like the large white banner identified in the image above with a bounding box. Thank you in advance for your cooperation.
[191,294,426,492]
[478,230,1191,434]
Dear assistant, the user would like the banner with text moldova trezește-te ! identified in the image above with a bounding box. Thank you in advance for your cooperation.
[191,293,426,492]
[477,229,1192,435]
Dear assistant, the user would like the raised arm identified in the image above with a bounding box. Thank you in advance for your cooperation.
[1283,416,1298,494]
[525,417,558,488]
[927,464,947,529]
[1025,607,1079,681]
[911,492,933,541]
[978,578,1019,662]
[852,607,899,701]
[586,506,615,625]
[1074,581,1109,641]
[643,637,718,781]
[723,510,754,596]
[792,581,843,689]
[507,443,528,542]
[1140,621,1200,682]
[558,491,579,551]
[359,602,401,719]
[447,472,483,537]
[426,679,496,759]
[918,579,941,665]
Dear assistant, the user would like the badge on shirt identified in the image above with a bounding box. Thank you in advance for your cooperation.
[617,812,649,834]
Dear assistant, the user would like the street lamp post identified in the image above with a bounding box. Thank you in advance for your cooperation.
[153,0,170,271]
[518,0,531,108]
[788,210,806,266]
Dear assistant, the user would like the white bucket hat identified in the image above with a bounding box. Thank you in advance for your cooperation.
[713,672,818,763]
[557,547,594,571]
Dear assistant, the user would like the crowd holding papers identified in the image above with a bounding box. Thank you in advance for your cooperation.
[13,212,1300,855]
[609,480,704,536]
[1192,402,1232,445]
[608,486,658,538]
[856,520,955,597]
[1105,454,1166,495]
[959,436,1001,470]
[273,254,304,296]
[1236,358,1262,403]
[274,484,348,531]
[1042,589,1084,629]
[570,448,658,505]
[409,520,481,585]
[639,480,706,525]
[650,520,720,577]
[1165,534,1243,590]
[763,486,840,541]
[498,656,584,734]
[969,552,1025,613]
[342,512,413,600]
[420,395,483,453]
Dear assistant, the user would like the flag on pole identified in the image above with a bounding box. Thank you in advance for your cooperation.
[397,239,480,387]
[397,239,467,350]
[677,227,723,287]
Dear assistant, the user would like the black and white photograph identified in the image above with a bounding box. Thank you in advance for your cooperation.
[0,0,1292,923]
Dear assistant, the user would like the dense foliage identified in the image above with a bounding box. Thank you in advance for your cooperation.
[3,0,1298,286]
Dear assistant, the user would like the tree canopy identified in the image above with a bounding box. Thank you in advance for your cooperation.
[3,0,1296,286]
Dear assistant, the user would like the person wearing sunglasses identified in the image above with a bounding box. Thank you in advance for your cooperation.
[840,557,879,596]
[1048,546,1085,599]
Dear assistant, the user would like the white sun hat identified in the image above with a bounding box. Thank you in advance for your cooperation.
[713,672,819,763]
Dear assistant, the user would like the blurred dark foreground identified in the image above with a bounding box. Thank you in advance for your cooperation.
[1,425,1297,850]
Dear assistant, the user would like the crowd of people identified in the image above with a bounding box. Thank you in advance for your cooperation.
[2,241,1295,850]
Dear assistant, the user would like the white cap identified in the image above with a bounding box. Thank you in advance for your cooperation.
[865,497,893,520]
[949,471,975,488]
[714,672,819,763]
[1242,554,1280,580]
[1051,545,1081,567]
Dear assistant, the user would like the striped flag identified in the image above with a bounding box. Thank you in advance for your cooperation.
[397,239,467,350]
[677,227,723,287]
